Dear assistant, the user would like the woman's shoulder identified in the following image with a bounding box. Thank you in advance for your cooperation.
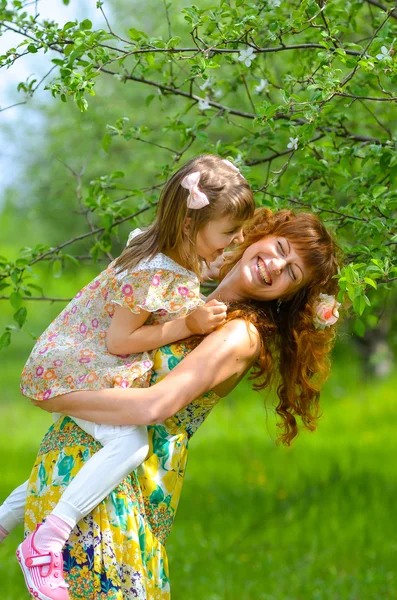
[219,317,261,358]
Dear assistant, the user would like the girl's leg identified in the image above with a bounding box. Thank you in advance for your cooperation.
[17,420,149,599]
[0,480,28,540]
[24,420,149,551]
[51,419,149,529]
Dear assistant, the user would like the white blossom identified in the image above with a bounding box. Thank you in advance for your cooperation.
[214,89,223,98]
[199,78,212,91]
[238,47,256,67]
[376,46,392,61]
[268,0,281,7]
[198,96,211,111]
[255,79,269,94]
[287,137,299,151]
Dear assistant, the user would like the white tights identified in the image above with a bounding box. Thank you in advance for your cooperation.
[0,415,149,532]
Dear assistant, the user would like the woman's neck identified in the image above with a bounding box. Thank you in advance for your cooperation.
[206,262,247,304]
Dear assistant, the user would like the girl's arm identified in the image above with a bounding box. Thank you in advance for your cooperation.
[39,319,260,425]
[106,300,227,355]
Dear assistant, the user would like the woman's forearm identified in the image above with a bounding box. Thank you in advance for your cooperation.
[36,319,258,426]
[39,387,164,426]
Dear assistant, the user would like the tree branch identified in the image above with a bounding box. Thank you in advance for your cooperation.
[30,205,154,265]
[364,0,397,19]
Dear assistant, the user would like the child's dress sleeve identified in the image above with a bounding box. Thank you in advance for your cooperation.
[111,234,202,316]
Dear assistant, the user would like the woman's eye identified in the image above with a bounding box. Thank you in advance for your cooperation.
[290,268,297,282]
[278,241,285,256]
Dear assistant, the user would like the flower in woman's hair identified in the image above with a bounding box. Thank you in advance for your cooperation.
[313,293,340,330]
[238,47,256,67]
[287,137,299,151]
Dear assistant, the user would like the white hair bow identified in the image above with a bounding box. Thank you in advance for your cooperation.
[180,171,210,209]
[222,159,240,173]
[222,159,245,179]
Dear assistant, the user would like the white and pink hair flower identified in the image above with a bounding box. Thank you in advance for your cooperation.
[313,293,340,330]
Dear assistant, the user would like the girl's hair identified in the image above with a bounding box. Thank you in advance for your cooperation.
[220,208,342,446]
[114,154,255,277]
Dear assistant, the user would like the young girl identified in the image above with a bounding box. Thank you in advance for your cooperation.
[0,154,255,600]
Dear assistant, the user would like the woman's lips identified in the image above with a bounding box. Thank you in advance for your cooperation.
[256,257,272,285]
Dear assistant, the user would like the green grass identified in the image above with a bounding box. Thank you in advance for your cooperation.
[168,370,397,600]
[1,354,396,599]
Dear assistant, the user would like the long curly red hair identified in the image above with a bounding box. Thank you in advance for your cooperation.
[220,208,342,445]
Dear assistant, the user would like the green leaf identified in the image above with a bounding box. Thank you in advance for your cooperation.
[128,28,148,41]
[354,319,366,338]
[110,170,125,179]
[27,44,38,54]
[10,291,22,309]
[63,21,76,31]
[52,260,62,278]
[102,213,114,231]
[364,277,377,289]
[102,132,112,153]
[353,295,367,316]
[0,331,11,350]
[80,19,93,30]
[27,283,44,295]
[13,307,27,328]
[76,97,88,112]
[64,254,80,266]
[372,185,387,199]
[167,36,181,47]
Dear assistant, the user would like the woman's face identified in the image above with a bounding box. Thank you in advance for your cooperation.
[238,234,310,301]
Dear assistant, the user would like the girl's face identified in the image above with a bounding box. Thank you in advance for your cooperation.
[239,234,310,301]
[195,216,245,263]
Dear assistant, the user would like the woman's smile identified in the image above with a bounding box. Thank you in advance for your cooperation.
[256,257,272,286]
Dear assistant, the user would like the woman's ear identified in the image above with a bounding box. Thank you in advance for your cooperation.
[182,217,192,235]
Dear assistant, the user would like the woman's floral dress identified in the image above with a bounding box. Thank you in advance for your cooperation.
[20,230,201,401]
[25,341,220,599]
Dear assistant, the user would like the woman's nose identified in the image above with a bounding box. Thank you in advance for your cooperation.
[271,258,286,275]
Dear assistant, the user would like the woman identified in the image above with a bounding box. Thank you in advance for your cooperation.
[23,208,340,599]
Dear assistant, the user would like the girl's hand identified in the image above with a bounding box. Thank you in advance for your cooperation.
[185,299,227,335]
[31,398,58,412]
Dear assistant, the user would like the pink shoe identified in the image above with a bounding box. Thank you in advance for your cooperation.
[16,524,69,600]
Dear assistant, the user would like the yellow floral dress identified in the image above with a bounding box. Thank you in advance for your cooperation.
[20,229,201,401]
[25,341,220,600]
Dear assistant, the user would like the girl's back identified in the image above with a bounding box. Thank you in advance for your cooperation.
[20,238,202,401]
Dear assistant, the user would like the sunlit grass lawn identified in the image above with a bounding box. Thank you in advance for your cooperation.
[1,353,396,599]
[0,276,396,598]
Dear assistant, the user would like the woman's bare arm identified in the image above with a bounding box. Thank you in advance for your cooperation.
[35,319,260,426]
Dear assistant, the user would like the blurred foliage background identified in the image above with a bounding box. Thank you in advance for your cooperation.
[0,0,397,597]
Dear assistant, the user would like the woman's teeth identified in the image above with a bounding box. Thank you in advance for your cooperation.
[257,257,272,285]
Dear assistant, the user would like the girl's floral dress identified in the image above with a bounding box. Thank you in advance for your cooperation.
[20,229,202,401]
[25,341,221,600]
